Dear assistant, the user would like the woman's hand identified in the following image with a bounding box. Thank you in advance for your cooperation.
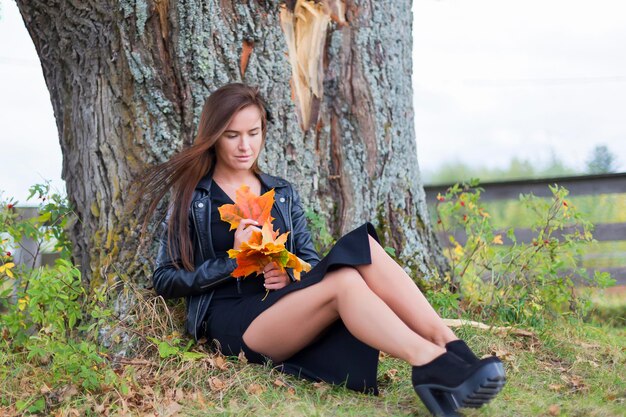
[233,219,262,250]
[263,261,290,290]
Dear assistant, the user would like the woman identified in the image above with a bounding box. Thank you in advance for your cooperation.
[134,83,505,416]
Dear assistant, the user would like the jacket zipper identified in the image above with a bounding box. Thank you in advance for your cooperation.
[191,200,209,340]
[288,195,294,253]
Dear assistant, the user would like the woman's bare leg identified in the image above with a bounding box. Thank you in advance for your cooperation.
[242,266,445,365]
[354,236,457,347]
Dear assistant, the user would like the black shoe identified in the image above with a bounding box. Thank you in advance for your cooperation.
[412,351,506,417]
[445,339,506,408]
[445,339,480,364]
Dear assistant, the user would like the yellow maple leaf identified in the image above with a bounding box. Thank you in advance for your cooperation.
[492,235,504,245]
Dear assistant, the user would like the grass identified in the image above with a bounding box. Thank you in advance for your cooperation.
[1,318,624,416]
[582,286,626,327]
[484,194,626,230]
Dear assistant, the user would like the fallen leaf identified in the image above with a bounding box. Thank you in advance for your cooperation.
[489,347,512,360]
[273,378,287,387]
[569,375,585,390]
[192,391,207,407]
[141,385,155,397]
[548,404,560,416]
[213,355,229,370]
[312,381,329,392]
[175,388,184,401]
[61,385,79,402]
[162,401,182,417]
[384,369,399,382]
[209,377,227,392]
[559,374,587,392]
[247,383,265,395]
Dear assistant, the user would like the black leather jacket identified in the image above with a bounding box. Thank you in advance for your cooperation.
[152,171,321,340]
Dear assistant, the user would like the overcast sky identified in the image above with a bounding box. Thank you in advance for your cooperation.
[1,0,625,203]
[413,0,626,176]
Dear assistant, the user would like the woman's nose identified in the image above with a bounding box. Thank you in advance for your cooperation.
[238,136,251,150]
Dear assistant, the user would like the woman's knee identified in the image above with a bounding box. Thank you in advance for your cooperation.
[324,266,365,292]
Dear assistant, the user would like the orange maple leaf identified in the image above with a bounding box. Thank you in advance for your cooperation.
[217,185,275,231]
[226,220,312,281]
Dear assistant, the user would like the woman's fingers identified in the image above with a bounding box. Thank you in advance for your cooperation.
[233,219,261,250]
[264,280,288,290]
[263,261,278,273]
[263,262,289,290]
[236,219,260,236]
[239,218,259,228]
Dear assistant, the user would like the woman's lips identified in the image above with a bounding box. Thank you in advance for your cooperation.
[236,155,252,161]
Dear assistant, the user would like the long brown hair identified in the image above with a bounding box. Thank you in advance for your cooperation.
[128,83,270,271]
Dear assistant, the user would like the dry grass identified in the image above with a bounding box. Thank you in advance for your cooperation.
[2,306,624,416]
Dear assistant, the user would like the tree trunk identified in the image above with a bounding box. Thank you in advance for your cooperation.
[16,0,447,290]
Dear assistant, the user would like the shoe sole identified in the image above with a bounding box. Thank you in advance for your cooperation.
[414,361,506,416]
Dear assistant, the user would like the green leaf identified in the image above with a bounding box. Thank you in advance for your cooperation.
[157,341,180,359]
[277,250,290,266]
[383,246,396,257]
[16,397,45,413]
[36,211,52,223]
[182,351,207,361]
[506,227,516,243]
[594,271,616,288]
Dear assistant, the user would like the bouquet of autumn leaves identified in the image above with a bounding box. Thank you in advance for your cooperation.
[218,185,312,285]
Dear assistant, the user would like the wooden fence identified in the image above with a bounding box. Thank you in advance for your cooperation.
[424,172,626,285]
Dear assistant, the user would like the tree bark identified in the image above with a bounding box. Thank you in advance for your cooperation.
[16,0,447,290]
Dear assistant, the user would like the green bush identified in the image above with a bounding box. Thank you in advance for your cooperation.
[0,183,121,409]
[430,180,616,327]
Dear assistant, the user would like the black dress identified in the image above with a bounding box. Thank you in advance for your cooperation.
[204,181,381,394]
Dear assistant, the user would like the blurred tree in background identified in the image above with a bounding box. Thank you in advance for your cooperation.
[425,145,622,185]
[586,145,618,174]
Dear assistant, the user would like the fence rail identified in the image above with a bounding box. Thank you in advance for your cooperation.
[424,172,626,202]
[424,173,626,285]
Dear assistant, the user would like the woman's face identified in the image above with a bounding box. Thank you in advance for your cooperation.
[214,105,264,174]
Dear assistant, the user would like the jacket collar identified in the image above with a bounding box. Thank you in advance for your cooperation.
[195,169,289,194]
